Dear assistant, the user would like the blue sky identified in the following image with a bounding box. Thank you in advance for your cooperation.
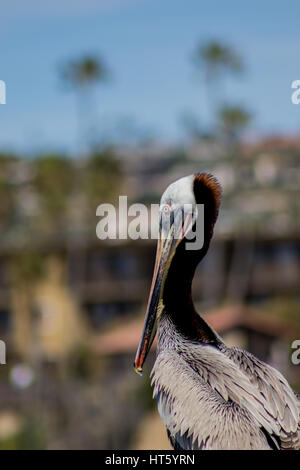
[0,0,299,154]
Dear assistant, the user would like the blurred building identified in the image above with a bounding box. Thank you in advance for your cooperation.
[0,136,299,366]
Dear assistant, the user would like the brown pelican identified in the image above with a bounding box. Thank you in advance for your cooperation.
[134,173,300,450]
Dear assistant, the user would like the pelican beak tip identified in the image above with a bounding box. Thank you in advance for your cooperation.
[134,363,143,376]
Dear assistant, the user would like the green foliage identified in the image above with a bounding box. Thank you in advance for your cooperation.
[68,343,106,380]
[262,297,300,325]
[12,250,45,282]
[83,147,122,209]
[218,105,252,142]
[0,149,123,243]
[0,154,19,228]
[193,40,244,80]
[34,154,75,219]
[59,55,109,89]
[0,417,46,450]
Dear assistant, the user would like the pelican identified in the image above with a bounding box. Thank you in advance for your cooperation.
[134,173,300,450]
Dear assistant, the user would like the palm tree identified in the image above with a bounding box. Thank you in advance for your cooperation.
[218,105,252,146]
[59,55,109,153]
[193,40,244,119]
[34,153,75,235]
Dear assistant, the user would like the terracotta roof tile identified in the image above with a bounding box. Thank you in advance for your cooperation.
[92,305,300,355]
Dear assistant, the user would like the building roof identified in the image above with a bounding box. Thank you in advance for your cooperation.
[92,304,300,355]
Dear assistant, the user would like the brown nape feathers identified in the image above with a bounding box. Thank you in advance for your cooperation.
[193,173,222,232]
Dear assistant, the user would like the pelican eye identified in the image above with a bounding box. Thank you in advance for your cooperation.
[161,204,171,216]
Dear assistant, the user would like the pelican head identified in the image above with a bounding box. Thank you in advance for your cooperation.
[134,173,221,375]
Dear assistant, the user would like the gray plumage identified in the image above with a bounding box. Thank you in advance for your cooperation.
[152,315,300,450]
